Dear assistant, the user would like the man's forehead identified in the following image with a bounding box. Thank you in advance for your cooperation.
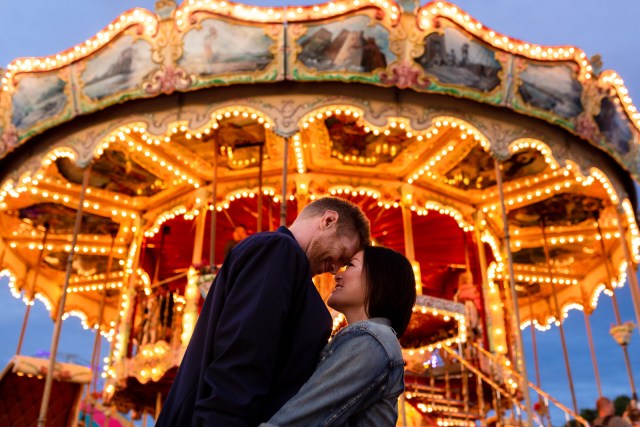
[339,234,360,254]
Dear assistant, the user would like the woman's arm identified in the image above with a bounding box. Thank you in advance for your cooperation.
[260,329,390,427]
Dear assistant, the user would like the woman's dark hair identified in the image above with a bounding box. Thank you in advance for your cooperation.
[362,245,416,337]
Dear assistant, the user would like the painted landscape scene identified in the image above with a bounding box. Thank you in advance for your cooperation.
[416,27,502,92]
[12,75,67,129]
[180,20,274,75]
[82,35,156,100]
[297,15,393,73]
[517,63,583,118]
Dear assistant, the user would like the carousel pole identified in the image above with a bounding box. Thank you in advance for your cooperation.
[0,246,6,269]
[16,222,50,354]
[527,288,542,390]
[527,288,545,426]
[527,287,553,427]
[280,137,288,227]
[494,159,534,427]
[257,143,264,233]
[38,164,91,427]
[193,189,208,265]
[594,213,637,396]
[400,188,415,261]
[615,205,640,334]
[87,232,116,427]
[474,213,494,352]
[540,220,579,414]
[209,143,218,267]
[583,308,603,398]
[399,393,408,427]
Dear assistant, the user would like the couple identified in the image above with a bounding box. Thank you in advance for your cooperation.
[157,197,417,426]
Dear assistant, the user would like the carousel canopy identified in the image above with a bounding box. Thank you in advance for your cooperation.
[0,0,639,338]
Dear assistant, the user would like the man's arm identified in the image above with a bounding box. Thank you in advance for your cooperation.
[260,330,392,427]
[193,237,306,426]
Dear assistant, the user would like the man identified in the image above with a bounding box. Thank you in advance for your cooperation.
[594,397,633,427]
[156,197,371,426]
[223,224,248,259]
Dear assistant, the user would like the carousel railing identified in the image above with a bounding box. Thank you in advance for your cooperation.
[439,344,542,427]
[468,342,590,427]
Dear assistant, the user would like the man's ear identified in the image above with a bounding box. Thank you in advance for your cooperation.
[320,210,339,230]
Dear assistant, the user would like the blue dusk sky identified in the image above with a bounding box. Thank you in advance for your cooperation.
[1,0,640,425]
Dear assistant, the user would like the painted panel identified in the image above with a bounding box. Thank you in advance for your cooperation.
[595,96,632,155]
[445,148,548,190]
[507,193,603,227]
[44,252,113,277]
[81,35,156,101]
[18,203,120,235]
[57,154,165,197]
[415,27,501,92]
[179,19,278,82]
[12,74,68,130]
[290,14,393,82]
[516,62,583,119]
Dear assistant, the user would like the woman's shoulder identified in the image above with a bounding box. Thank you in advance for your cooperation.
[336,318,402,360]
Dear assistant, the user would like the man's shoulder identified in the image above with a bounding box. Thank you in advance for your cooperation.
[236,228,303,259]
[244,228,298,248]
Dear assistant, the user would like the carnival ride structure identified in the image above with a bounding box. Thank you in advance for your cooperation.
[1,0,640,425]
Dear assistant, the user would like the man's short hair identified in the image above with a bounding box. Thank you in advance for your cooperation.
[596,397,611,412]
[300,197,371,249]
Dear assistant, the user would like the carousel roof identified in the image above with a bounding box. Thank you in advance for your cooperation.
[0,0,639,339]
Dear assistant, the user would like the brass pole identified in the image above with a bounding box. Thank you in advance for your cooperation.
[192,191,208,265]
[494,159,535,426]
[595,214,637,396]
[476,373,486,427]
[38,164,92,427]
[399,393,407,427]
[527,288,542,389]
[401,200,415,261]
[87,233,116,427]
[257,144,264,232]
[615,205,640,335]
[16,224,50,354]
[280,137,288,227]
[155,391,162,421]
[474,214,494,352]
[583,311,603,398]
[209,144,218,266]
[527,287,551,426]
[540,220,579,414]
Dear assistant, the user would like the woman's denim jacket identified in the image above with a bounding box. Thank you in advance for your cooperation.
[260,317,405,426]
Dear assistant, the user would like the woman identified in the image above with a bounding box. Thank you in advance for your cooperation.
[261,245,417,426]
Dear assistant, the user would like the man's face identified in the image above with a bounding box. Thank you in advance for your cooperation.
[306,225,360,276]
[604,400,614,415]
[236,226,247,240]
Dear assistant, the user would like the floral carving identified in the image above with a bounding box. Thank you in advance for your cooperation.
[380,62,430,89]
[0,125,18,156]
[576,112,598,142]
[143,66,194,95]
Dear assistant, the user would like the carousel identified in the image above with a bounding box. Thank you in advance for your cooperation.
[1,0,640,425]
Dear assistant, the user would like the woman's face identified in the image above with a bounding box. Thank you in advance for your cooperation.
[327,250,367,315]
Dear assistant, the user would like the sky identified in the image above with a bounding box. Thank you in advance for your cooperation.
[1,0,640,425]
